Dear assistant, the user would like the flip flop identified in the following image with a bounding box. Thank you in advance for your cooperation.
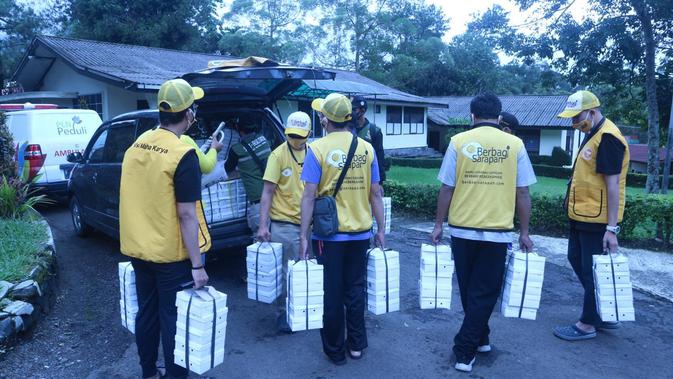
[553,325,596,341]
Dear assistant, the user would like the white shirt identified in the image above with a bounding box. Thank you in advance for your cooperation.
[437,140,537,243]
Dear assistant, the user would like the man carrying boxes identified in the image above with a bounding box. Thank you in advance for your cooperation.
[430,93,536,373]
[257,111,312,333]
[553,90,631,341]
[299,93,386,365]
[119,79,211,379]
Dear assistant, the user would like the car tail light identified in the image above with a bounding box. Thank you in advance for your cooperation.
[24,144,46,180]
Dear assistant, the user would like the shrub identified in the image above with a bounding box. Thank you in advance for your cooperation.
[0,112,17,178]
[0,176,49,219]
[383,181,672,246]
[532,164,572,179]
[390,157,443,169]
[550,146,571,166]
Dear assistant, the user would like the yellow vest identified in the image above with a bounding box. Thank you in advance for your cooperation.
[568,119,629,223]
[120,128,211,263]
[449,126,522,231]
[263,142,306,225]
[309,131,374,233]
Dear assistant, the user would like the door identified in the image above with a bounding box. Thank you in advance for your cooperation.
[74,126,109,230]
[95,120,138,236]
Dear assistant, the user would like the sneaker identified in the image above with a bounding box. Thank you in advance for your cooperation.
[455,357,476,372]
[476,344,491,353]
[596,321,621,330]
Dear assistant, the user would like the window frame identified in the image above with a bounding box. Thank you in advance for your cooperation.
[386,105,403,136]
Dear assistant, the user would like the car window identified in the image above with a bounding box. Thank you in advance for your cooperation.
[102,121,137,163]
[88,129,108,163]
[137,117,158,137]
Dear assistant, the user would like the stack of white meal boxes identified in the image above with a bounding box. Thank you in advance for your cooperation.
[366,248,400,315]
[593,254,635,322]
[118,262,137,333]
[174,287,228,375]
[201,179,247,223]
[246,242,283,303]
[500,250,546,320]
[371,197,392,234]
[419,244,453,309]
[286,260,324,331]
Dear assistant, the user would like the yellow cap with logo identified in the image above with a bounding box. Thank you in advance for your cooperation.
[558,90,600,118]
[158,79,204,113]
[285,111,311,137]
[311,93,352,123]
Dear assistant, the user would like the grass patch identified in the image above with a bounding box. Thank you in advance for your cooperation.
[0,219,47,282]
[388,166,673,198]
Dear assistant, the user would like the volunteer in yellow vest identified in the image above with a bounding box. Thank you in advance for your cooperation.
[430,93,536,373]
[299,93,385,366]
[553,90,630,342]
[137,130,224,174]
[257,111,312,333]
[119,78,211,379]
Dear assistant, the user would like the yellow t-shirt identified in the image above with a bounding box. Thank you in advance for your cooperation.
[263,142,306,225]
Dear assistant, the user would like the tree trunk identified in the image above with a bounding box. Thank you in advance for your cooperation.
[632,0,661,193]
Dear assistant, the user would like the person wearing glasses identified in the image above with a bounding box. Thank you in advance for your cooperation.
[257,111,312,333]
[119,79,211,379]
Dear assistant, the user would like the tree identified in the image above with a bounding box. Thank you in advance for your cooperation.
[63,0,219,53]
[506,0,673,193]
[0,0,48,83]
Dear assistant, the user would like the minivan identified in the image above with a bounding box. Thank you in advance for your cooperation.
[66,60,334,252]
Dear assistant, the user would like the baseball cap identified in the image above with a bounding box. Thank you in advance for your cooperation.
[499,112,520,129]
[285,111,311,137]
[351,95,368,109]
[558,90,600,118]
[311,93,352,123]
[158,79,204,113]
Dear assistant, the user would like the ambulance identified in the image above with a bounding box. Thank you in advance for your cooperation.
[2,103,102,198]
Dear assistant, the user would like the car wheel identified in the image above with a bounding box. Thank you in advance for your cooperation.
[70,196,92,237]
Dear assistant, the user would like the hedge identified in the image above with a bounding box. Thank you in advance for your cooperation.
[389,157,673,190]
[383,181,673,246]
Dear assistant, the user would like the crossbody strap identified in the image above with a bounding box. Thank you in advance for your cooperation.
[333,135,359,197]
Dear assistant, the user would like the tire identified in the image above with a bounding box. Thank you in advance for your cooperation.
[70,196,92,237]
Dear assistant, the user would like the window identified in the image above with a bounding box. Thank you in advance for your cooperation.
[375,105,381,114]
[74,93,103,119]
[137,100,149,110]
[515,129,541,154]
[88,129,108,163]
[386,106,402,135]
[102,121,137,163]
[404,107,424,134]
[137,118,158,136]
[565,131,574,152]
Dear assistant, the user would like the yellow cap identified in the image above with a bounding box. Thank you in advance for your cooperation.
[558,90,600,118]
[311,93,352,123]
[157,79,204,113]
[285,111,311,137]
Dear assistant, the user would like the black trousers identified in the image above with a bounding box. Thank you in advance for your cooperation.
[314,239,369,360]
[131,258,192,379]
[567,225,604,326]
[451,237,507,360]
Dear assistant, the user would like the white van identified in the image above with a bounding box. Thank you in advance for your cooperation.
[4,105,102,197]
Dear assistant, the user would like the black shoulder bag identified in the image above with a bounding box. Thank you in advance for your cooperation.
[312,136,358,238]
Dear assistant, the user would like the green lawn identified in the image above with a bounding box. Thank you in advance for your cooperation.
[387,166,671,197]
[0,219,47,282]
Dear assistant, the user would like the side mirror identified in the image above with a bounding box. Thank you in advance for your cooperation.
[67,152,84,163]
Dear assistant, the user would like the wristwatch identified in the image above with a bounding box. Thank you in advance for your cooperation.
[606,225,620,235]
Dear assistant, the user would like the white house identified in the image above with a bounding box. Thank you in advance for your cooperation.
[427,96,581,160]
[2,35,443,152]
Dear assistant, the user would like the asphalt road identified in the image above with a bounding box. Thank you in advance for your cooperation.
[1,206,673,379]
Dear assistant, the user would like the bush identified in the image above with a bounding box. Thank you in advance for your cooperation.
[0,176,49,219]
[0,112,17,178]
[532,164,572,179]
[550,146,571,166]
[383,181,672,246]
[390,157,443,169]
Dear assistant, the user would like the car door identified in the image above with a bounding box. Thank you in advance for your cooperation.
[95,119,138,237]
[73,125,109,230]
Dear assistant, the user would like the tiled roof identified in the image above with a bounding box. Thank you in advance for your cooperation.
[427,95,572,128]
[15,35,231,89]
[628,143,667,163]
[14,35,442,107]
